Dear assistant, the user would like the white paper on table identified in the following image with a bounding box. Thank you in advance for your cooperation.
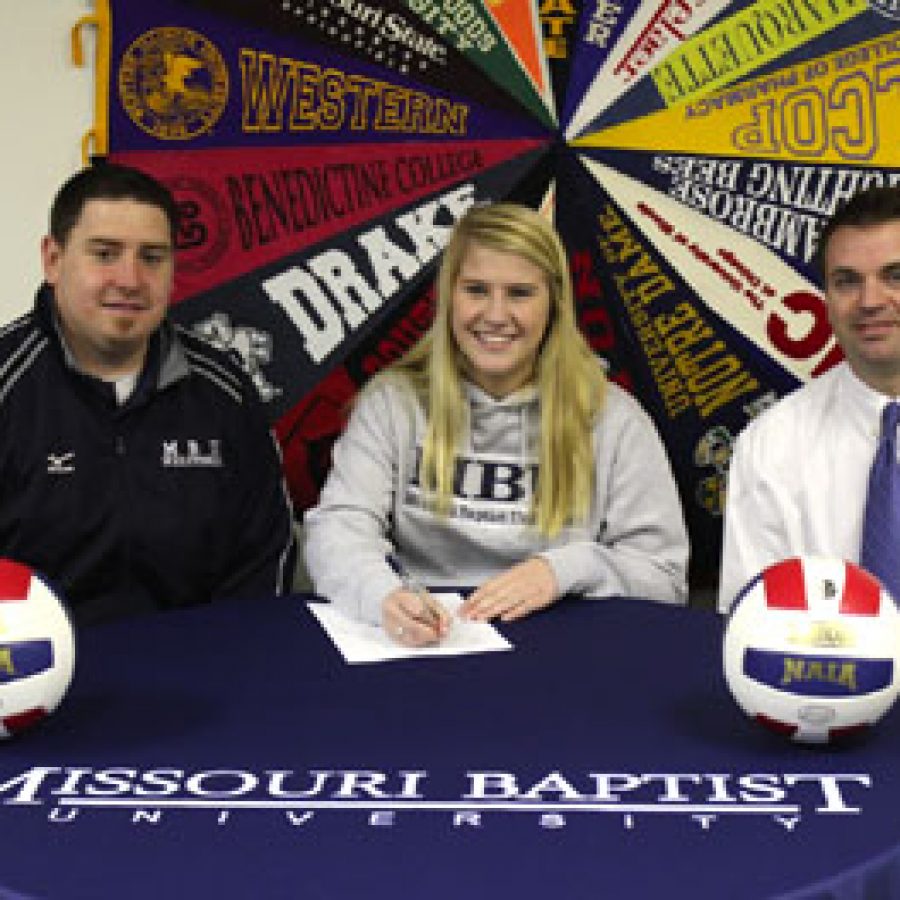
[307,594,513,664]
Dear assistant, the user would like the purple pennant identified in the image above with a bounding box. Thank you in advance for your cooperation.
[861,402,900,605]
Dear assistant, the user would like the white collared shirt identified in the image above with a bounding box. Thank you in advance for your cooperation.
[718,363,893,612]
[113,372,138,405]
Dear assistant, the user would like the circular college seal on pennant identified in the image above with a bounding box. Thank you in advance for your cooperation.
[118,27,228,141]
[167,176,231,276]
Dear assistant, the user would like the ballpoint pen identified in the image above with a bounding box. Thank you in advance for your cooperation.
[388,556,446,629]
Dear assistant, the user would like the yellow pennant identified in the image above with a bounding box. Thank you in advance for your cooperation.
[574,29,900,168]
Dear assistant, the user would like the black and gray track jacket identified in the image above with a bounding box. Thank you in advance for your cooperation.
[0,285,296,624]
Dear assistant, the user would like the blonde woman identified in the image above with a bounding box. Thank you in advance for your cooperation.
[304,203,689,645]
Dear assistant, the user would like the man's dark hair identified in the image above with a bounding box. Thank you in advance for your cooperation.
[49,162,179,246]
[816,184,900,280]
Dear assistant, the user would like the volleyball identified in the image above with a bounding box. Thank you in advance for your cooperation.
[723,556,900,743]
[0,559,75,738]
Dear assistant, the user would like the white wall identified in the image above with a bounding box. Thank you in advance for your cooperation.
[0,0,94,324]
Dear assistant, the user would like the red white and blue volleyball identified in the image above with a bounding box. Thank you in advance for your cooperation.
[0,559,75,738]
[723,556,900,744]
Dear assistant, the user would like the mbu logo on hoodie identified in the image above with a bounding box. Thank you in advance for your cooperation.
[408,446,538,504]
[400,385,543,528]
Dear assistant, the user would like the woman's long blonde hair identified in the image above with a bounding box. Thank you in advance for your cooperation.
[389,202,607,537]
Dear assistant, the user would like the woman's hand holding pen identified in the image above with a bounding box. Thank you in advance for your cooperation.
[382,586,451,646]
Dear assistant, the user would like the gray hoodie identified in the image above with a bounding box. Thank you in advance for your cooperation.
[304,375,689,624]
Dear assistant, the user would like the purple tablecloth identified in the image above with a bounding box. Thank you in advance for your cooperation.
[0,594,898,899]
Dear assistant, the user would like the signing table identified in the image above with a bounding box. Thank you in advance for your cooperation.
[1,595,900,899]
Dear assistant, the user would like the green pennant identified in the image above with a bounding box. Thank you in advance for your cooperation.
[399,0,557,128]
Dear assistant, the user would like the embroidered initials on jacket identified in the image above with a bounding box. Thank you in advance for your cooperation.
[161,439,223,468]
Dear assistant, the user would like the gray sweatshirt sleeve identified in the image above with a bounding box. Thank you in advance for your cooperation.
[537,386,689,604]
[303,381,406,625]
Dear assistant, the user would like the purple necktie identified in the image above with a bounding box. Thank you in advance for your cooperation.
[861,402,900,604]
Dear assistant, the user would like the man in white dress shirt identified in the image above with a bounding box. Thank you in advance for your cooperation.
[718,185,900,612]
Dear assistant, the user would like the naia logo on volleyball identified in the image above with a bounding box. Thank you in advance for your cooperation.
[780,657,859,693]
[744,648,894,696]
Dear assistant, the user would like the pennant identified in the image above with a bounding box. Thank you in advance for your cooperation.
[575,30,900,169]
[564,0,732,140]
[539,0,584,112]
[486,0,555,111]
[111,138,549,301]
[578,156,844,382]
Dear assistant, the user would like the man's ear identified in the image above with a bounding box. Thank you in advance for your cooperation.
[41,235,62,285]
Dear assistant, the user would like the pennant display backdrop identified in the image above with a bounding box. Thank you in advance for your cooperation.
[76,0,900,588]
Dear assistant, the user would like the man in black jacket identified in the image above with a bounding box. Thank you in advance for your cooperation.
[0,163,296,623]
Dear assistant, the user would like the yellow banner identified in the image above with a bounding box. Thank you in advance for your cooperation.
[651,0,866,106]
[575,29,900,167]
